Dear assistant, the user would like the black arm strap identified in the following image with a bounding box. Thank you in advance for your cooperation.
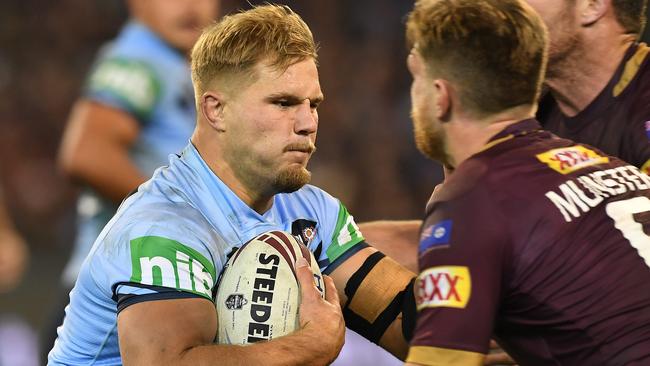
[401,277,417,341]
[343,251,416,344]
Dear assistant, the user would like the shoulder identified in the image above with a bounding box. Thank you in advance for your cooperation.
[82,23,187,119]
[439,131,584,208]
[95,198,219,294]
[108,166,218,250]
[110,197,212,246]
[85,52,162,116]
[620,43,650,113]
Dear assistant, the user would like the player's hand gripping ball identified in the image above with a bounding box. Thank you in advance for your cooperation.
[215,230,324,344]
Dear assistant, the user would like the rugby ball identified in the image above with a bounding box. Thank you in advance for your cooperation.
[215,230,324,344]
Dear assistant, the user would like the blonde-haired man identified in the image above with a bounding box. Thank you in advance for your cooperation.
[49,5,417,365]
[404,0,650,365]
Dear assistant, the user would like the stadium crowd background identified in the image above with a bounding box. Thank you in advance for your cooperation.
[1,0,650,363]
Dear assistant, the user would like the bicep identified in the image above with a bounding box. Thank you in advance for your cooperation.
[117,297,217,365]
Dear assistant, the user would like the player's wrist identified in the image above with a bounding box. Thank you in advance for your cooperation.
[291,326,344,366]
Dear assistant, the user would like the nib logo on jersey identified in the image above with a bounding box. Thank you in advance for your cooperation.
[416,266,471,309]
[129,236,216,298]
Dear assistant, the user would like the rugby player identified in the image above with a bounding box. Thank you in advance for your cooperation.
[404,0,650,365]
[532,0,650,171]
[362,0,650,276]
[48,5,418,365]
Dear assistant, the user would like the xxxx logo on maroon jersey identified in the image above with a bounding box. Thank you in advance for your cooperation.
[536,146,608,175]
[416,266,471,309]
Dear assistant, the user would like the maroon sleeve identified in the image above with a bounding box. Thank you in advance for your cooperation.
[411,182,511,356]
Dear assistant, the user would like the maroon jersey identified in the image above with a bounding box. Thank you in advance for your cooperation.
[408,119,650,366]
[538,43,650,173]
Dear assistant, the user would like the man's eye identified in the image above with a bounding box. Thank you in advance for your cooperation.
[274,100,291,107]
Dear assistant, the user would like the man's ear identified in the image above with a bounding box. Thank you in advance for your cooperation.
[433,79,452,122]
[200,92,226,132]
[578,0,608,26]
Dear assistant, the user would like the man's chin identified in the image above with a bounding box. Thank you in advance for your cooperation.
[274,166,311,193]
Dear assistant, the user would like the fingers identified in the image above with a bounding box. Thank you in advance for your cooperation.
[296,257,320,301]
[322,275,340,306]
[296,258,340,308]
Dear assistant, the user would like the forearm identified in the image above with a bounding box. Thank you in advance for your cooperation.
[379,316,409,360]
[178,329,337,366]
[330,247,416,360]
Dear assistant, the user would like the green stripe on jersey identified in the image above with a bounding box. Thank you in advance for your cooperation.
[130,236,215,299]
[88,58,161,119]
[326,202,365,262]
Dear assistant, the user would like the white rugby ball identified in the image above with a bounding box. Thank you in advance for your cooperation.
[215,230,324,344]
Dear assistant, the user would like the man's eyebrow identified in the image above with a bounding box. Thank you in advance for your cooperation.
[265,93,325,104]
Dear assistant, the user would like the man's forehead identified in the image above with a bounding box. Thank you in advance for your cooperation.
[253,59,322,96]
[255,58,318,79]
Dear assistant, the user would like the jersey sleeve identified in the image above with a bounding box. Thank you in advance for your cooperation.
[91,220,217,306]
[83,57,162,123]
[408,184,510,366]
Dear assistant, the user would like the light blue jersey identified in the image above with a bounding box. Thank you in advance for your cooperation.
[62,21,196,286]
[49,143,365,365]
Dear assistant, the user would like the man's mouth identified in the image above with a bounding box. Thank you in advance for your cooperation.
[284,143,316,155]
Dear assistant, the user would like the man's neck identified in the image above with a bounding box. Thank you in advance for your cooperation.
[445,105,535,168]
[191,133,274,214]
[545,35,635,117]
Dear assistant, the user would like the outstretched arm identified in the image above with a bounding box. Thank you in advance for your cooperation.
[358,177,451,273]
[359,220,421,272]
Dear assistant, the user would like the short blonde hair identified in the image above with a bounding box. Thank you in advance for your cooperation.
[406,0,548,117]
[191,4,318,99]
